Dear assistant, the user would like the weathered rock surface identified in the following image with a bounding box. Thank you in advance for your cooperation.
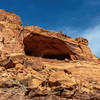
[0,9,24,56]
[23,26,95,60]
[0,9,99,100]
[0,9,96,61]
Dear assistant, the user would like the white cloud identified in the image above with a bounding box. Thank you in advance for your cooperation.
[61,25,100,57]
[82,25,100,57]
[55,25,100,57]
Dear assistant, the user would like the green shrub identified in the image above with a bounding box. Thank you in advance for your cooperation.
[25,24,29,26]
[97,58,100,60]
[8,11,14,14]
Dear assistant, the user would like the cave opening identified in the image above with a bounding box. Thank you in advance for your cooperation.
[23,34,72,60]
[24,49,71,60]
[25,50,32,56]
[42,54,70,60]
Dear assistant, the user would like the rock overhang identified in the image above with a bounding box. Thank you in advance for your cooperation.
[0,9,96,61]
[23,33,75,60]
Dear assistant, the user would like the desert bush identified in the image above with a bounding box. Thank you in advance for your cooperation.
[25,24,29,26]
[97,58,100,60]
[8,11,14,14]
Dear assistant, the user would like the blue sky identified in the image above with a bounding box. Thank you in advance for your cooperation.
[0,0,100,56]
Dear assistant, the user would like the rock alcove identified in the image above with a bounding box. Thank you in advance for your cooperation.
[23,33,75,60]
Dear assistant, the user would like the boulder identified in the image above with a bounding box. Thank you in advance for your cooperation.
[48,71,76,88]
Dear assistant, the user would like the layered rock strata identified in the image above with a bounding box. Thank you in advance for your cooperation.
[0,9,99,100]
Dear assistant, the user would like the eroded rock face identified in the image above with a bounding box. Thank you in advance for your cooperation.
[0,54,99,100]
[0,9,24,57]
[0,9,22,25]
[23,26,95,60]
[0,9,99,100]
[23,33,78,60]
[0,9,96,61]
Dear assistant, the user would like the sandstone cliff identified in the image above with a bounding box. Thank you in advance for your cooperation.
[0,9,100,100]
[0,9,96,61]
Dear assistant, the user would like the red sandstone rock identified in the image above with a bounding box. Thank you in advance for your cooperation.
[0,9,24,57]
[0,9,99,100]
[23,27,95,60]
[0,9,96,61]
